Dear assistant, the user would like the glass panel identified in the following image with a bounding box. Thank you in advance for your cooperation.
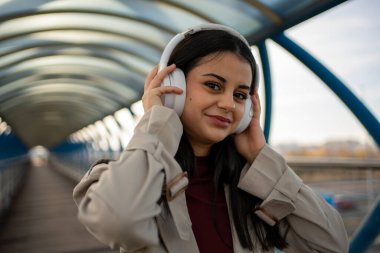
[0,0,206,33]
[103,116,122,152]
[256,0,314,17]
[166,0,262,35]
[0,55,145,95]
[0,43,155,75]
[0,31,160,64]
[94,120,110,151]
[0,13,173,48]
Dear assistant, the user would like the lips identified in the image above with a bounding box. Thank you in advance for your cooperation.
[206,114,232,128]
[211,115,231,123]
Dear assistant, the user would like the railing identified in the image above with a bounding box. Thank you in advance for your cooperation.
[0,155,29,219]
[49,149,119,182]
[288,157,380,253]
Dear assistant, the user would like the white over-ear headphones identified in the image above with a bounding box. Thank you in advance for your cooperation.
[159,23,258,133]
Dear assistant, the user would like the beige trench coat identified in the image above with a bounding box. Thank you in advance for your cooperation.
[73,106,348,253]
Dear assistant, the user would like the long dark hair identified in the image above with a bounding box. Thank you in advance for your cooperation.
[170,29,288,251]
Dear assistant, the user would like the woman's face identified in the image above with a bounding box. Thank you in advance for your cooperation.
[180,51,252,156]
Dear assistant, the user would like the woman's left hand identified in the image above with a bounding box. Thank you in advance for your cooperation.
[234,91,266,164]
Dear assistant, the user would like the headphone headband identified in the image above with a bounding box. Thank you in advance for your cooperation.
[185,23,250,47]
[159,23,251,71]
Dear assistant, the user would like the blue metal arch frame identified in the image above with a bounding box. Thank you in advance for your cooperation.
[257,42,272,143]
[349,195,380,253]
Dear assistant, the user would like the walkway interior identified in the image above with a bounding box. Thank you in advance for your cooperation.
[0,162,117,253]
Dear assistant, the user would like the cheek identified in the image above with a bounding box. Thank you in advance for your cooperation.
[183,95,193,112]
[180,108,196,135]
[234,105,245,122]
[181,97,194,122]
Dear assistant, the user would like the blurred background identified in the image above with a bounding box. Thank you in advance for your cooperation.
[0,0,379,252]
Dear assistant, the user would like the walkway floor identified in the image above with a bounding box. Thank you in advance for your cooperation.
[0,162,117,253]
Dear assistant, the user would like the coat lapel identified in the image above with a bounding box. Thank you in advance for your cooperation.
[156,201,199,253]
[225,185,274,253]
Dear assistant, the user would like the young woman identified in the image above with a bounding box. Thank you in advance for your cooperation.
[73,24,348,253]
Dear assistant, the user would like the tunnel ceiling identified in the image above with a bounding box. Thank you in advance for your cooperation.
[0,0,345,148]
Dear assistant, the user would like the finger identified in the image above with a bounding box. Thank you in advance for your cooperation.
[150,64,176,89]
[144,65,159,90]
[154,85,183,96]
[251,92,261,118]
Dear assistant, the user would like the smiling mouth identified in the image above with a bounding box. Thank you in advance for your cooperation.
[211,115,231,123]
[205,114,232,127]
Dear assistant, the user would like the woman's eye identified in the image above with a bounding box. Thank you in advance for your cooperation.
[205,82,221,91]
[234,92,248,101]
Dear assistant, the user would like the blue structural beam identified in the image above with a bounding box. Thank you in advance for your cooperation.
[349,194,380,253]
[257,41,273,143]
[51,140,89,153]
[0,133,28,159]
[272,33,380,148]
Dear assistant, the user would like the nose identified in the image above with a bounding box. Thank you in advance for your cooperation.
[217,93,236,112]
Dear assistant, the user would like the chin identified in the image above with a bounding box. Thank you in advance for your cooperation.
[204,129,233,143]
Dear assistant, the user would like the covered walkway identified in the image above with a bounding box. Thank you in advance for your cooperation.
[0,1,379,252]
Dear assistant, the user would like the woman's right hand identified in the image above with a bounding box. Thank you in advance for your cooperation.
[142,64,183,112]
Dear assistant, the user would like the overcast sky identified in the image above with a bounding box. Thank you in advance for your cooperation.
[266,0,379,147]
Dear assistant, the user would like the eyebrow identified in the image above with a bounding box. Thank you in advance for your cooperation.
[202,73,251,90]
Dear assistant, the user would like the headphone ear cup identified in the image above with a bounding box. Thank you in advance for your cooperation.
[161,68,187,115]
[234,99,253,134]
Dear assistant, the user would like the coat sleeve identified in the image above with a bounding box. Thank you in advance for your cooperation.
[238,145,349,253]
[73,106,188,252]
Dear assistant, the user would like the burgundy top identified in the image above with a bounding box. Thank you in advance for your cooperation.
[185,157,233,253]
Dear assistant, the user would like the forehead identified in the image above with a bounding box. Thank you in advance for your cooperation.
[196,51,248,66]
[192,52,253,84]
